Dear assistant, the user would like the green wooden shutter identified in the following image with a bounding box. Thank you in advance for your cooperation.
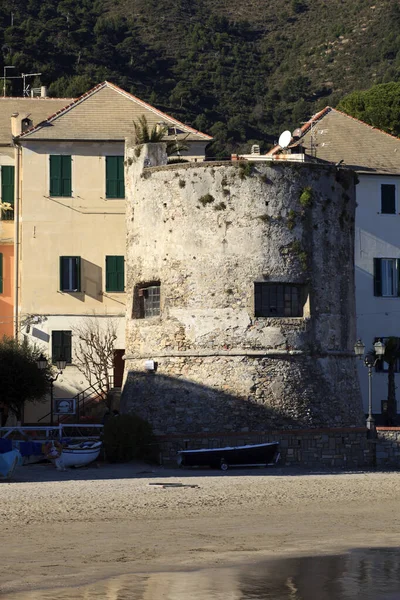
[106,256,124,292]
[61,156,72,197]
[52,331,62,363]
[374,258,382,296]
[2,166,14,206]
[61,331,72,363]
[117,156,125,198]
[106,157,118,198]
[75,256,81,292]
[50,156,62,196]
[59,256,64,291]
[50,156,71,197]
[106,156,124,198]
[0,253,3,294]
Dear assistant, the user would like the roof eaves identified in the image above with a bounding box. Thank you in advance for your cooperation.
[104,81,213,141]
[267,106,332,156]
[18,82,107,138]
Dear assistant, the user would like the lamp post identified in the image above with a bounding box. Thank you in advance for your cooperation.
[354,338,386,432]
[37,354,67,425]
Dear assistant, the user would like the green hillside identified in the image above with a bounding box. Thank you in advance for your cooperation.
[1,0,399,155]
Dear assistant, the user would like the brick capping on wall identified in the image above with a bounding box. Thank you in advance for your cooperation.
[155,426,368,441]
[376,427,400,431]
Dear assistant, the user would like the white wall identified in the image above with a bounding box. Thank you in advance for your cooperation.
[355,174,400,416]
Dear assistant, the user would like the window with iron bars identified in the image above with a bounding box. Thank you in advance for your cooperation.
[138,284,160,318]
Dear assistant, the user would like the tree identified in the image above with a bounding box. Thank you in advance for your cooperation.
[0,337,51,423]
[72,317,118,409]
[338,82,400,136]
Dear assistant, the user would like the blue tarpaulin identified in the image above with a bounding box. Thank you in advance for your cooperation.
[0,438,12,454]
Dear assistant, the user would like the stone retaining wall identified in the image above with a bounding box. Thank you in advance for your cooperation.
[374,427,400,468]
[156,427,371,469]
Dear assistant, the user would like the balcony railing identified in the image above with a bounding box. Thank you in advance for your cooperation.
[1,208,14,221]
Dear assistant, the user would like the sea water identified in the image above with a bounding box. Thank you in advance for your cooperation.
[4,547,400,599]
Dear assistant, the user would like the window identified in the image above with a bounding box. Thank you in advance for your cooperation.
[52,331,72,364]
[106,156,125,199]
[0,253,2,294]
[59,256,81,292]
[138,284,160,318]
[374,258,400,297]
[254,283,305,317]
[1,166,14,221]
[381,184,396,214]
[374,337,400,373]
[105,256,124,292]
[50,155,72,197]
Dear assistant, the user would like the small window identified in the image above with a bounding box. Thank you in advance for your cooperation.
[381,184,396,214]
[138,284,160,318]
[1,166,14,221]
[374,337,400,373]
[254,282,305,317]
[106,156,125,199]
[105,256,124,292]
[52,330,72,364]
[0,252,3,294]
[59,256,81,292]
[374,258,400,297]
[50,155,72,197]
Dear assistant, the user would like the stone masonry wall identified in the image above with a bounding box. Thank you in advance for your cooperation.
[155,428,371,469]
[374,428,400,467]
[122,142,364,436]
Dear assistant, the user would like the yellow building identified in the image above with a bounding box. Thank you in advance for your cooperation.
[0,95,73,341]
[13,81,211,423]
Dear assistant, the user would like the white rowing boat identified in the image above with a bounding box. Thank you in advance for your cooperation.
[60,441,102,468]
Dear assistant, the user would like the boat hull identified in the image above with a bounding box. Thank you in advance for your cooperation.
[0,450,21,479]
[60,442,102,468]
[177,442,280,470]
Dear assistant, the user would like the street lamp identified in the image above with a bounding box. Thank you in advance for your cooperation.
[37,354,66,425]
[354,338,386,432]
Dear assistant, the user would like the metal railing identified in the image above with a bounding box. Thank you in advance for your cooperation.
[1,208,14,220]
[37,374,115,424]
[0,424,103,440]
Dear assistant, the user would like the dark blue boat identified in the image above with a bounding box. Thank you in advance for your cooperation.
[177,441,280,471]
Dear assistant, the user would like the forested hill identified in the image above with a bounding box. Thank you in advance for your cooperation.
[1,0,399,156]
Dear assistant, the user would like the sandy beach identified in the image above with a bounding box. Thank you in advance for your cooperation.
[1,463,400,595]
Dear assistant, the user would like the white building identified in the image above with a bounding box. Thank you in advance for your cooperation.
[268,107,400,423]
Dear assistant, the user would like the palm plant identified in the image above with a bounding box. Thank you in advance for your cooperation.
[132,116,188,157]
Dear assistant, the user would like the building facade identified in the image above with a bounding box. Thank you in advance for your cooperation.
[12,82,211,423]
[268,108,400,422]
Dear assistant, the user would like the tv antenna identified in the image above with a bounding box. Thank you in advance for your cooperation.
[278,130,292,150]
[22,72,42,97]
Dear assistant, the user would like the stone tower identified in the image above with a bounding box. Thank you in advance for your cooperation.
[121,142,364,436]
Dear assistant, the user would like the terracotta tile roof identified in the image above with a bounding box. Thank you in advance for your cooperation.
[0,97,74,145]
[268,107,400,175]
[18,81,212,143]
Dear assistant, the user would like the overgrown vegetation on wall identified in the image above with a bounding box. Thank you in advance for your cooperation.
[1,0,399,155]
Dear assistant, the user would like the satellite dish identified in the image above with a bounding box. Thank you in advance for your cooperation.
[293,128,303,139]
[278,130,292,149]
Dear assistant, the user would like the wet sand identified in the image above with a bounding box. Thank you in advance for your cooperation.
[1,463,400,595]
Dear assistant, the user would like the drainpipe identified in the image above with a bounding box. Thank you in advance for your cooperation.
[13,140,21,340]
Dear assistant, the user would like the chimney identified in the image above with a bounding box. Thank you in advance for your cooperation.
[40,86,48,98]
